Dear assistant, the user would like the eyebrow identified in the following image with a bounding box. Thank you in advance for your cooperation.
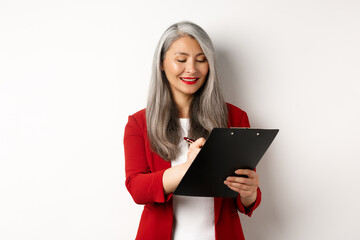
[175,52,205,57]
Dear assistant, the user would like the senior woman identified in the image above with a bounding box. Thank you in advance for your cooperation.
[124,21,261,240]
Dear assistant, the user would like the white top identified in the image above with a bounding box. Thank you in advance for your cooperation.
[171,118,215,240]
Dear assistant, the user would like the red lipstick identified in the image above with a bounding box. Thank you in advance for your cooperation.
[180,77,199,85]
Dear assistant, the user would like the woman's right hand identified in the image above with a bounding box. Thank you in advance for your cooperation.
[163,137,206,194]
[187,137,206,164]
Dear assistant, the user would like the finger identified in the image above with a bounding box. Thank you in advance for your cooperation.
[191,137,206,149]
[225,178,257,190]
[227,174,258,185]
[226,176,251,185]
[226,185,254,198]
[187,139,205,162]
[224,180,253,191]
[234,169,252,177]
[226,180,258,188]
[235,169,258,179]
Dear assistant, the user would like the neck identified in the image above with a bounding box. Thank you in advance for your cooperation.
[173,94,193,118]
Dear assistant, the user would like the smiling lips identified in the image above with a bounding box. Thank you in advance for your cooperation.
[180,77,199,85]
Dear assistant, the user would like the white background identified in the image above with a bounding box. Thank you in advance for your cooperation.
[1,0,360,239]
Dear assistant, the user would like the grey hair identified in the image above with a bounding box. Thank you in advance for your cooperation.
[146,21,228,161]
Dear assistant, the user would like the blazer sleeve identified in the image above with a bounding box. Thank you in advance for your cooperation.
[230,108,262,217]
[124,115,172,205]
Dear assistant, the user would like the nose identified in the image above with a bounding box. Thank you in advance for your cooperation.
[185,59,197,74]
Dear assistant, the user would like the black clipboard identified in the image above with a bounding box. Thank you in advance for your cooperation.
[173,128,279,198]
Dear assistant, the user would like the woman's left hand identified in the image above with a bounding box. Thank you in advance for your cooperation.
[224,169,259,208]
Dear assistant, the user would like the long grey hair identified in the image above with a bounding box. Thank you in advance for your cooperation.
[146,21,228,161]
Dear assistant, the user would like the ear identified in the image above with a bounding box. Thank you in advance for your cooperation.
[160,62,164,71]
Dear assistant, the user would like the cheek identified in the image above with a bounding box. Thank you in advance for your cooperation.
[200,65,209,77]
[164,62,183,76]
[170,63,184,75]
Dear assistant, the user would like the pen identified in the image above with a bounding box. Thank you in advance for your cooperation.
[183,137,195,144]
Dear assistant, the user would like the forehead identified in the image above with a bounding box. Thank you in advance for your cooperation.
[167,36,204,54]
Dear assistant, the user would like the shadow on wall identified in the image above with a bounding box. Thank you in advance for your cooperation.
[216,47,284,239]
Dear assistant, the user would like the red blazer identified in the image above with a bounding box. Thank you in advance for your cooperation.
[124,103,261,240]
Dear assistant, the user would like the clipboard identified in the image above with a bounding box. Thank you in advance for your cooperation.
[173,128,279,198]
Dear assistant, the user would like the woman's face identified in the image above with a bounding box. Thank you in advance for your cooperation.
[162,36,209,101]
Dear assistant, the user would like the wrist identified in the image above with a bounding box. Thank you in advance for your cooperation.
[183,160,192,169]
[240,191,257,208]
[163,161,192,194]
